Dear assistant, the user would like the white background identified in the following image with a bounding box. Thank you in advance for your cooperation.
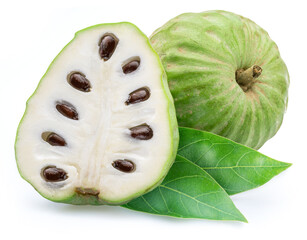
[1,0,306,239]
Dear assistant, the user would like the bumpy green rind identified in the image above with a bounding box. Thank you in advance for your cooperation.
[150,10,289,149]
[15,22,179,205]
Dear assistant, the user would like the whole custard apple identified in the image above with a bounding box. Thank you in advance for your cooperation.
[150,10,289,149]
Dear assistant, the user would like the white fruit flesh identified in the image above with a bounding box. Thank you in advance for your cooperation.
[16,23,174,203]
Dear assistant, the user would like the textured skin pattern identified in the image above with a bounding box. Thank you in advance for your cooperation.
[151,11,289,149]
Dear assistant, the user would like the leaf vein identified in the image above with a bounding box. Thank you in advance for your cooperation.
[163,175,208,186]
[160,185,240,219]
[141,195,159,214]
[178,139,211,151]
[231,168,257,186]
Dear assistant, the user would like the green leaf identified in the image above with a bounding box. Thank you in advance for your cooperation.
[178,127,291,195]
[123,155,247,222]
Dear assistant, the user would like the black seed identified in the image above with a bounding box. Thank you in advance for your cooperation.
[130,123,153,140]
[122,59,140,74]
[56,101,79,120]
[42,166,68,182]
[125,87,150,105]
[68,72,91,92]
[112,160,135,173]
[42,132,67,146]
[99,34,118,61]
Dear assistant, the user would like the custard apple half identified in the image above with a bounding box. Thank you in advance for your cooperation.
[15,22,178,205]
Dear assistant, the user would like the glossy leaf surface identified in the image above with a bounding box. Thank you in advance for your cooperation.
[178,127,291,195]
[123,155,247,222]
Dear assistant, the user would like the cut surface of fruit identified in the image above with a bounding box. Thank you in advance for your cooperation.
[15,22,178,205]
[150,10,289,149]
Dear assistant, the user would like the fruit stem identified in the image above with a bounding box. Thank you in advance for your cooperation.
[236,65,262,91]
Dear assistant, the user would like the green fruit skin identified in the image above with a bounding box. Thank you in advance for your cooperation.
[15,22,179,205]
[150,10,289,149]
